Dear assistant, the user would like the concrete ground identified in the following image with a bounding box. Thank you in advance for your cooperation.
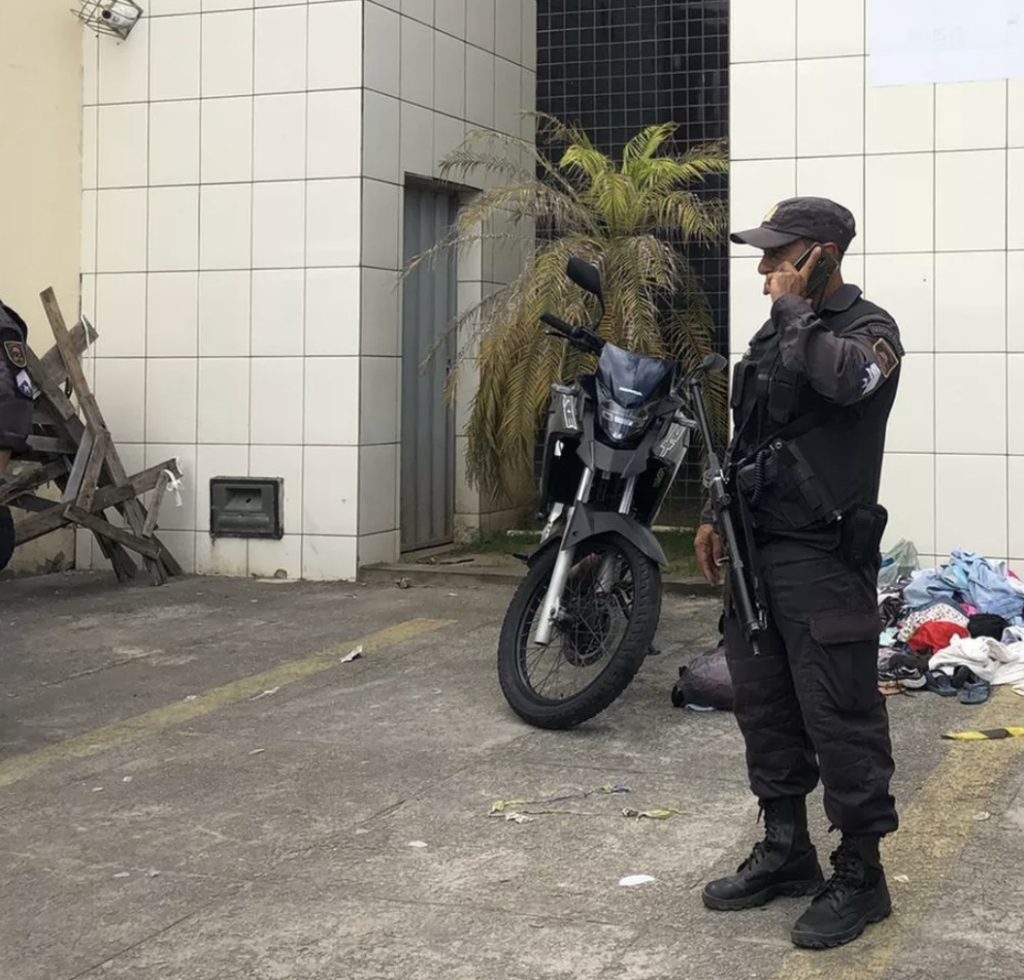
[1,572,1022,980]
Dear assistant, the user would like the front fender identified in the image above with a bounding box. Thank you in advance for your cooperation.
[527,505,667,567]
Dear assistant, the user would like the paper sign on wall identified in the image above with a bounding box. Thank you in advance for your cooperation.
[871,0,1024,86]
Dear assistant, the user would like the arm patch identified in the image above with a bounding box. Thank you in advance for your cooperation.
[873,337,899,378]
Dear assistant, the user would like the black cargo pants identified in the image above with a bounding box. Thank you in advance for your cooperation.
[723,537,898,837]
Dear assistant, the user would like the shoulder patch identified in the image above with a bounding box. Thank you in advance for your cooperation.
[3,340,27,370]
[873,337,899,378]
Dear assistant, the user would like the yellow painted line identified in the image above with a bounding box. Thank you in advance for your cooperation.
[0,618,453,790]
[775,688,1024,980]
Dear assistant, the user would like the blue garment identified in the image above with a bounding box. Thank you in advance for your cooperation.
[903,551,1024,626]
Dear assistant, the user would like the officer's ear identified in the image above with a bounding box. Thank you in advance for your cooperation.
[821,241,843,264]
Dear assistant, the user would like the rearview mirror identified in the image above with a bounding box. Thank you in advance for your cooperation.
[701,353,728,374]
[567,257,604,302]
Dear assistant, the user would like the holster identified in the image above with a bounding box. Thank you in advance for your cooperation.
[839,503,888,566]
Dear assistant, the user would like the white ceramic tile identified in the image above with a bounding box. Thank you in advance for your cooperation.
[301,535,358,580]
[302,447,358,535]
[253,94,306,181]
[935,354,1006,455]
[434,33,467,119]
[1011,81,1024,147]
[465,47,495,128]
[1009,356,1024,455]
[250,444,302,532]
[495,59,521,138]
[402,0,433,23]
[359,444,398,534]
[306,267,361,355]
[75,527,94,571]
[81,274,97,325]
[797,58,865,157]
[157,531,197,574]
[935,454,1008,559]
[248,536,302,580]
[252,181,306,268]
[202,10,254,97]
[97,104,147,188]
[797,0,864,57]
[434,114,466,179]
[149,0,201,13]
[250,358,303,443]
[95,274,147,357]
[203,0,254,9]
[146,358,198,443]
[196,534,249,577]
[839,252,865,296]
[96,189,147,273]
[363,0,400,97]
[864,154,934,254]
[1010,456,1024,560]
[307,179,361,267]
[729,257,770,352]
[308,1,363,90]
[521,0,536,69]
[195,443,249,532]
[436,0,466,39]
[361,91,399,183]
[254,4,307,94]
[795,155,865,251]
[309,90,362,179]
[879,453,935,555]
[144,443,198,532]
[935,150,1005,251]
[1009,252,1024,351]
[401,101,435,178]
[359,357,400,444]
[148,272,199,357]
[149,186,200,272]
[197,358,250,443]
[401,16,435,106]
[82,106,98,189]
[200,184,253,270]
[151,14,201,101]
[304,357,360,444]
[863,254,933,353]
[466,0,494,49]
[201,97,253,183]
[358,530,400,567]
[1008,152,1024,250]
[934,253,1006,352]
[729,159,796,257]
[935,81,1008,151]
[361,180,400,269]
[198,271,251,355]
[865,83,934,154]
[360,268,400,357]
[149,100,200,185]
[730,61,796,161]
[885,353,934,454]
[495,0,522,64]
[83,30,99,106]
[252,270,305,355]
[731,0,795,62]
[98,18,149,104]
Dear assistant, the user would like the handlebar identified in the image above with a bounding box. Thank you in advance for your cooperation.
[539,313,605,354]
[540,313,574,335]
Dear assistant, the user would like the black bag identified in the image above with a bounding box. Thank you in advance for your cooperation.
[671,642,734,711]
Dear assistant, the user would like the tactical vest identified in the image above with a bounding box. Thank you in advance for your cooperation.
[728,294,903,537]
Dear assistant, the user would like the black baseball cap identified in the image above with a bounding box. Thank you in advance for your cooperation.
[730,196,857,252]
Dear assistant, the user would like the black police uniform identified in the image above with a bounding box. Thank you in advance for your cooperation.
[0,299,33,571]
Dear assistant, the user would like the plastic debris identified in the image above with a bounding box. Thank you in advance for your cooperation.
[113,872,130,879]
[619,874,656,887]
[249,748,266,756]
[408,841,429,848]
[501,812,535,825]
[148,869,161,878]
[447,592,459,597]
[92,786,103,793]
[122,776,133,783]
[340,646,364,664]
[621,807,683,821]
[249,687,280,701]
[893,874,910,883]
[184,695,198,702]
[973,811,992,821]
[490,784,631,818]
[396,577,412,589]
[596,784,631,795]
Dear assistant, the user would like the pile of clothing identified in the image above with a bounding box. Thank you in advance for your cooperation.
[876,544,1024,703]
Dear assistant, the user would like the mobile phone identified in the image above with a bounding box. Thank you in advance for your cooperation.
[794,242,838,296]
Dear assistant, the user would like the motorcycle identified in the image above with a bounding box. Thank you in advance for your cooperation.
[497,256,727,729]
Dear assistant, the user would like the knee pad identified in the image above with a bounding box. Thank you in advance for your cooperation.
[0,505,13,572]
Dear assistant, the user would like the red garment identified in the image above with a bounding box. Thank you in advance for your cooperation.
[908,620,969,655]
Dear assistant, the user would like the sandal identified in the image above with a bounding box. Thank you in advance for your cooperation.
[959,680,992,706]
[924,671,957,697]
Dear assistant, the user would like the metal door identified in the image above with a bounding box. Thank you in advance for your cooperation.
[400,184,458,552]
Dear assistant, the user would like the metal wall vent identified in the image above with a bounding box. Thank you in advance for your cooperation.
[210,478,283,540]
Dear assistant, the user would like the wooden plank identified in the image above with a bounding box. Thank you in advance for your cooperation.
[155,540,184,578]
[10,494,59,514]
[26,435,77,455]
[26,346,77,422]
[0,459,68,506]
[64,507,161,560]
[92,532,139,582]
[76,428,109,512]
[62,429,95,504]
[142,471,171,537]
[38,319,97,386]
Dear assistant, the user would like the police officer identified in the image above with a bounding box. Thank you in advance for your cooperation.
[0,299,33,572]
[695,198,902,950]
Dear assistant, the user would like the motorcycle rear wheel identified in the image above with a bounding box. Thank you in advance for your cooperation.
[497,532,661,730]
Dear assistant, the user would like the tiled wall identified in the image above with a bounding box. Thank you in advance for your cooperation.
[729,0,1024,571]
[80,0,536,580]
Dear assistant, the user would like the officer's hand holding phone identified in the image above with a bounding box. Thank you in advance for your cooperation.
[765,244,838,305]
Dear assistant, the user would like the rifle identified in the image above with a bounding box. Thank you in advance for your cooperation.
[687,355,767,656]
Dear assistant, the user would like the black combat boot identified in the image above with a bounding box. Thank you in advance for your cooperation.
[702,796,825,911]
[790,834,892,949]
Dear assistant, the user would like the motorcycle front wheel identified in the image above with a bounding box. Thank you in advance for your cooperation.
[497,532,661,730]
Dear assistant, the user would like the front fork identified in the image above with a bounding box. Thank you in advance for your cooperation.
[531,472,636,647]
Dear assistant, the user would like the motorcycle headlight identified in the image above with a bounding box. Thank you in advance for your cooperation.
[599,398,649,443]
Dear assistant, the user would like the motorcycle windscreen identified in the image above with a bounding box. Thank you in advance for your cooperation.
[595,343,674,408]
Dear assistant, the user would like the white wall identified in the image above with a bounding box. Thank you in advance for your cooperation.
[729,0,1024,570]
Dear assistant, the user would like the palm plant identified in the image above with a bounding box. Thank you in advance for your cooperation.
[407,115,729,503]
